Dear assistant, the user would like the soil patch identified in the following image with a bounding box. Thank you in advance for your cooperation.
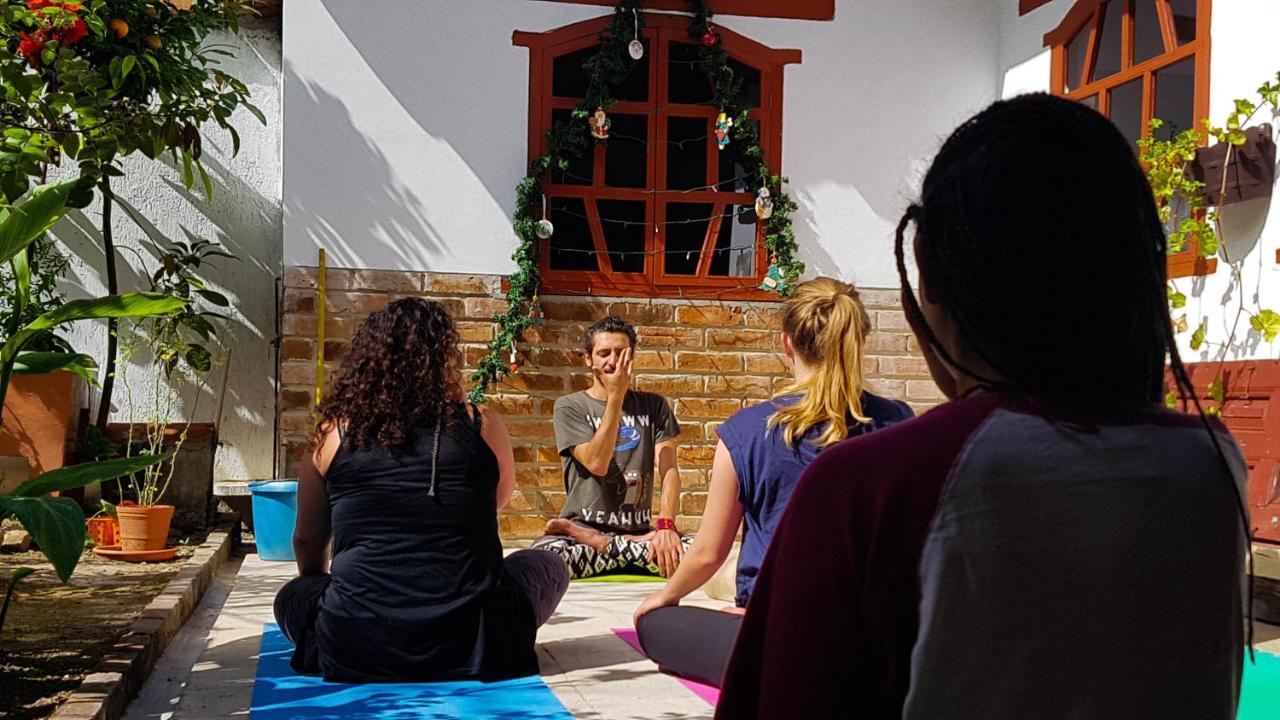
[0,532,205,719]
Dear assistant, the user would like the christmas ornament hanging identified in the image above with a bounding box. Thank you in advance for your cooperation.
[759,262,789,294]
[628,9,644,60]
[701,30,717,47]
[754,187,774,220]
[508,342,521,374]
[536,195,554,239]
[714,111,733,150]
[589,106,612,140]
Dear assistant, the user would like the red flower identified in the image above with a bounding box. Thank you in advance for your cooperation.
[26,0,53,9]
[17,31,45,59]
[59,18,87,45]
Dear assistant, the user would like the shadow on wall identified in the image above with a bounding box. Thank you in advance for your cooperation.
[48,23,282,480]
[283,63,446,271]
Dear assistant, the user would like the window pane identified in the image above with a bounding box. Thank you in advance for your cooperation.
[1108,77,1145,152]
[1079,94,1099,110]
[1091,0,1123,82]
[717,119,760,191]
[1153,57,1195,141]
[667,116,709,190]
[663,202,713,275]
[548,197,598,271]
[1065,17,1093,92]
[553,44,649,101]
[667,41,763,108]
[1133,0,1166,65]
[1169,0,1196,45]
[668,42,714,105]
[597,199,647,274]
[550,109,592,186]
[708,205,757,278]
[729,58,762,108]
[606,114,648,188]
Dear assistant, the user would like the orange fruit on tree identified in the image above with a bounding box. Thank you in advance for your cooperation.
[108,18,129,38]
[145,35,162,50]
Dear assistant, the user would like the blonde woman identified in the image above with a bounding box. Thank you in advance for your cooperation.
[631,277,913,687]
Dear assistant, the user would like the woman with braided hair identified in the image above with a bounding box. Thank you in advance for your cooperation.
[273,298,569,682]
[717,94,1248,719]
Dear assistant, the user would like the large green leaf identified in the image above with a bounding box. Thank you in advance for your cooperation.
[12,351,98,381]
[11,453,171,498]
[0,180,75,267]
[0,496,85,582]
[2,293,188,367]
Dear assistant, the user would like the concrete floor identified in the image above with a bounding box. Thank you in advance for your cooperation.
[124,551,724,720]
[124,549,1280,720]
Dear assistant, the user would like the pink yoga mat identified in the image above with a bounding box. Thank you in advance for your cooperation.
[612,627,721,706]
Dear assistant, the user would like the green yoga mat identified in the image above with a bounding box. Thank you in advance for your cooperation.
[572,573,666,583]
[1239,649,1280,719]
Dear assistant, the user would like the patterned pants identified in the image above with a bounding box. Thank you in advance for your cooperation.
[531,532,696,579]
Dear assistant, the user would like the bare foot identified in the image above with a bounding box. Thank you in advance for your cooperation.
[545,518,612,553]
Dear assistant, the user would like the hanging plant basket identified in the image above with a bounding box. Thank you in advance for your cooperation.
[1190,123,1276,206]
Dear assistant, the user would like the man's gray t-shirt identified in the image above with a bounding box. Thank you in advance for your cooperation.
[553,390,680,534]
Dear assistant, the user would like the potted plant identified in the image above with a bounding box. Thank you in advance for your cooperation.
[113,235,231,550]
[0,232,87,476]
[0,180,181,600]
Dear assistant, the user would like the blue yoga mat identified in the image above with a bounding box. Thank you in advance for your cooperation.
[251,624,573,720]
[1239,649,1280,720]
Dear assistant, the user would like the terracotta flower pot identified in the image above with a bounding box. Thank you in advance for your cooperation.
[117,504,174,551]
[86,516,121,546]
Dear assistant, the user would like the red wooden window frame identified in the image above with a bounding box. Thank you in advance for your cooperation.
[533,0,834,22]
[1046,0,1216,278]
[514,14,800,300]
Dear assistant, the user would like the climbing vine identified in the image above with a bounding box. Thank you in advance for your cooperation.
[1142,72,1280,413]
[469,0,802,402]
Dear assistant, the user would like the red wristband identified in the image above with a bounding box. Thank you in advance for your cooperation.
[655,517,676,531]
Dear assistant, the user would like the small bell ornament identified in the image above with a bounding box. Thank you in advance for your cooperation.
[754,187,773,220]
[589,107,612,140]
[714,111,733,150]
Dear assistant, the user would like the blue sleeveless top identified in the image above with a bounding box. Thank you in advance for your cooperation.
[311,403,536,681]
[717,392,914,606]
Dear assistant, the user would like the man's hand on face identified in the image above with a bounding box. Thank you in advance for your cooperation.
[601,347,633,398]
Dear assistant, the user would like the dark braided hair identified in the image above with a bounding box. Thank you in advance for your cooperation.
[895,92,1254,651]
[316,297,462,453]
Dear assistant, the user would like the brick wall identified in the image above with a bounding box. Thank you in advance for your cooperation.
[277,266,942,542]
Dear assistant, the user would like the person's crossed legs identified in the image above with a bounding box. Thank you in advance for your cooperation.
[532,519,693,579]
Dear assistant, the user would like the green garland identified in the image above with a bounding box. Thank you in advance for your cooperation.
[469,0,802,402]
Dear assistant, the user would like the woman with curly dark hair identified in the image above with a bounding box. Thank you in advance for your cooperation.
[272,298,569,682]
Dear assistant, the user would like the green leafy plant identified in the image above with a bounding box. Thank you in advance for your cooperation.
[0,0,262,428]
[0,180,180,587]
[1148,72,1280,413]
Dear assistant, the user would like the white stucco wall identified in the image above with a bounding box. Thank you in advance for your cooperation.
[282,0,1002,289]
[52,21,283,481]
[1000,0,1280,364]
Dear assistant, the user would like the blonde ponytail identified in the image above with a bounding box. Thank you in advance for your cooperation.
[767,277,872,449]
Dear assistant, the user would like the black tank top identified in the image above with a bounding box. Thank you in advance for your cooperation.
[311,403,537,681]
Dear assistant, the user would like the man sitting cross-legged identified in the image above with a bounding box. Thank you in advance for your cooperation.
[532,316,692,579]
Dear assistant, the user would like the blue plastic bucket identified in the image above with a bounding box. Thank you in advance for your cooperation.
[248,480,298,562]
